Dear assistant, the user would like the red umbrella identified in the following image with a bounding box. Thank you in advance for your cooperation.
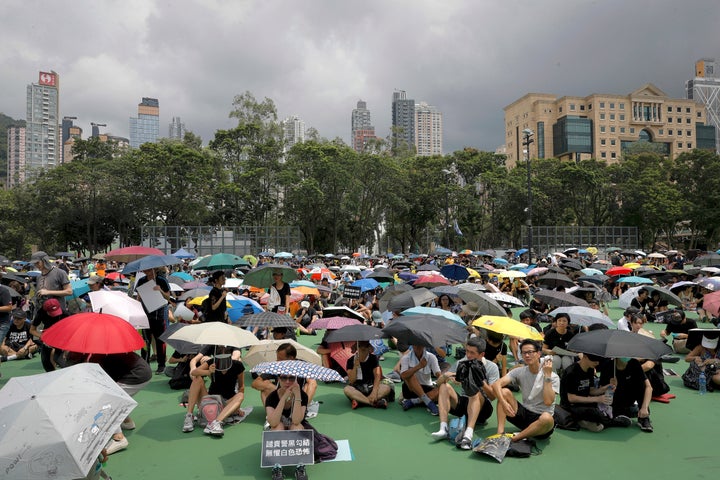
[105,246,164,263]
[414,274,450,288]
[42,312,146,354]
[703,291,720,317]
[105,272,127,282]
[605,266,633,276]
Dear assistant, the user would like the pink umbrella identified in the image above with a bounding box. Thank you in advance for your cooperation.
[311,316,362,330]
[526,267,548,277]
[414,274,450,288]
[703,291,720,317]
[105,246,164,263]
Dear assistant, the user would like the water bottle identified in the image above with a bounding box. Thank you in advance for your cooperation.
[699,371,707,395]
[605,384,615,405]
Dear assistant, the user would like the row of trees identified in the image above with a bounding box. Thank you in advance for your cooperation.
[1,92,720,259]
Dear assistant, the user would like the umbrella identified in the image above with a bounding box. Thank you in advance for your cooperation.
[105,246,164,263]
[168,272,193,283]
[274,252,294,259]
[401,306,465,325]
[686,328,720,350]
[321,306,367,322]
[325,324,386,343]
[339,265,362,273]
[88,290,149,329]
[440,264,470,281]
[182,280,209,290]
[172,248,196,259]
[366,269,395,283]
[378,284,415,310]
[179,287,212,300]
[398,271,419,282]
[693,253,720,267]
[492,258,509,266]
[235,311,297,328]
[576,274,609,286]
[167,322,260,349]
[702,291,720,317]
[292,285,320,296]
[67,278,91,299]
[290,280,317,288]
[307,266,336,281]
[105,272,127,283]
[581,268,604,276]
[385,287,437,311]
[647,252,666,259]
[121,254,181,274]
[55,251,75,258]
[251,360,345,382]
[431,285,461,297]
[0,363,137,480]
[536,272,576,289]
[526,267,548,277]
[508,263,528,271]
[497,270,526,279]
[243,340,322,367]
[550,306,615,328]
[383,314,468,349]
[606,266,633,276]
[619,285,683,309]
[617,276,654,285]
[226,298,265,322]
[696,277,720,292]
[471,315,543,340]
[669,280,696,291]
[224,277,244,289]
[42,312,146,354]
[242,263,298,288]
[158,322,201,354]
[566,329,672,360]
[351,278,380,292]
[457,289,507,317]
[485,291,526,307]
[192,253,250,270]
[413,274,450,288]
[532,289,590,308]
[310,316,362,330]
[417,264,440,272]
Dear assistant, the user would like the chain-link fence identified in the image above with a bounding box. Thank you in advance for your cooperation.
[522,225,639,256]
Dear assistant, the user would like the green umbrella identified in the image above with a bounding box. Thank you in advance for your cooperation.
[242,263,298,288]
[192,253,250,270]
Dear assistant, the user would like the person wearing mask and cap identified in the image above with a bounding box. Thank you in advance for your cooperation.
[29,251,72,316]
[1,309,38,361]
[660,309,698,354]
[294,300,318,335]
[683,332,720,391]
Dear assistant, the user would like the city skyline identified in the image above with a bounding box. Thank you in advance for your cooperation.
[1,1,719,153]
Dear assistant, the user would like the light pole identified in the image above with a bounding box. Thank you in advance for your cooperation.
[522,129,534,260]
[441,168,452,249]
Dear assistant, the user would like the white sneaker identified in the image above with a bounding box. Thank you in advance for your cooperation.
[105,437,128,455]
[182,413,195,432]
[121,418,136,430]
[204,419,224,436]
[431,428,449,440]
[306,401,320,419]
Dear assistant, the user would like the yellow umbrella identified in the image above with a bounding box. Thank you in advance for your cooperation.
[186,295,232,308]
[623,262,641,269]
[498,270,526,279]
[586,247,598,255]
[471,315,543,340]
[466,268,481,278]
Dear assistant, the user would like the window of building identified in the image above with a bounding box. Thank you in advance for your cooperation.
[620,127,626,133]
[610,126,616,133]
[611,139,616,146]
[686,118,691,124]
[687,142,692,148]
[686,107,691,113]
[570,104,576,110]
[601,139,606,145]
[668,117,673,123]
[580,105,585,111]
[659,129,664,135]
[610,103,615,109]
[600,102,605,108]
[601,151,606,158]
[600,126,606,133]
[611,152,616,158]
[676,107,681,113]
[687,130,692,136]
[620,103,625,109]
[588,104,592,110]
[630,127,635,134]
[559,107,563,112]
[667,106,672,112]
[678,142,682,148]
[669,129,673,135]
[620,114,625,121]
[600,113,605,120]
[610,114,615,120]
[678,130,683,136]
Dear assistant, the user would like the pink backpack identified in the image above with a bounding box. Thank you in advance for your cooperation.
[198,395,224,427]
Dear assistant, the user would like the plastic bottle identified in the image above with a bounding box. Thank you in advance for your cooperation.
[605,384,615,405]
[699,371,707,395]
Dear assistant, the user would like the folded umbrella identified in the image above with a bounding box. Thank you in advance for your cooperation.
[251,360,345,382]
[566,329,672,359]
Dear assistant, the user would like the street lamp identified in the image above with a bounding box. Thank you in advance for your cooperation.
[522,128,534,260]
[441,168,452,249]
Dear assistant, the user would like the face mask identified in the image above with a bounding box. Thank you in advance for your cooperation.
[618,357,631,363]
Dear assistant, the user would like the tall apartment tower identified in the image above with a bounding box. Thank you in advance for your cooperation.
[169,116,186,140]
[687,58,720,153]
[392,90,415,151]
[25,71,60,182]
[351,100,376,152]
[415,102,443,156]
[7,126,26,187]
[282,115,305,152]
[129,97,160,148]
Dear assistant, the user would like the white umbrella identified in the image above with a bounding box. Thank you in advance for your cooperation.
[223,278,244,289]
[647,252,666,259]
[0,363,137,480]
[244,339,322,367]
[167,322,261,349]
[617,287,641,309]
[551,306,615,328]
[486,291,526,307]
[89,290,149,329]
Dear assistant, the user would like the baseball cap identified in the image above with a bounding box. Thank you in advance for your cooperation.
[87,275,104,285]
[30,251,49,263]
[43,298,63,317]
[11,308,27,320]
[300,301,310,308]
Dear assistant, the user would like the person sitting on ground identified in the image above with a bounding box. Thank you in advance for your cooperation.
[294,300,318,335]
[344,340,393,409]
[431,337,499,449]
[616,306,640,331]
[251,342,318,406]
[29,298,69,371]
[1,309,38,360]
[599,357,654,433]
[492,339,559,443]
[542,312,578,375]
[631,288,650,316]
[683,334,720,391]
[483,329,509,377]
[265,372,307,431]
[182,345,246,436]
[660,309,697,354]
[399,344,442,415]
[560,352,631,432]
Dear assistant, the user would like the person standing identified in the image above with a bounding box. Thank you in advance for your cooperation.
[204,271,228,323]
[268,269,291,315]
[136,268,171,374]
[30,251,72,315]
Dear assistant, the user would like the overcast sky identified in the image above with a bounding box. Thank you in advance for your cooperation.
[2,0,719,153]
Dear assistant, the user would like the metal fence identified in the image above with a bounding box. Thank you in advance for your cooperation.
[522,225,639,255]
[140,225,304,257]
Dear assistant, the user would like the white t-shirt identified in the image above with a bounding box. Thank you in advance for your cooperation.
[400,349,441,386]
[507,366,559,415]
[617,316,631,331]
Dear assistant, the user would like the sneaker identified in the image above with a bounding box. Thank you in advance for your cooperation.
[611,415,632,428]
[294,464,308,480]
[638,416,654,433]
[457,436,473,450]
[271,465,284,480]
[351,399,359,410]
[426,400,439,416]
[306,400,320,419]
[400,399,415,411]
[431,428,449,440]
[182,413,195,433]
[203,419,224,436]
[121,418,135,430]
[578,420,605,432]
[155,366,165,375]
[374,399,388,409]
[105,436,128,455]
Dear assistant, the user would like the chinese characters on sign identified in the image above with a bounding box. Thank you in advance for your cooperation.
[261,430,314,467]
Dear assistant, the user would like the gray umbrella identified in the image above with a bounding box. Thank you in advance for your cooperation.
[235,311,297,328]
[550,306,615,328]
[385,287,437,311]
[382,314,467,349]
[378,284,414,311]
[537,272,576,289]
[325,324,386,343]
[533,289,590,308]
[457,289,506,317]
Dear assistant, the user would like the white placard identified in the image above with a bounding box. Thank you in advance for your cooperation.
[136,279,168,313]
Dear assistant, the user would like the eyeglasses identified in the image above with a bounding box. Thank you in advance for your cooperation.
[520,350,538,356]
[278,375,296,382]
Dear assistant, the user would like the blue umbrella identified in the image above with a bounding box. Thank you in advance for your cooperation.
[351,278,380,292]
[172,248,196,259]
[66,278,90,300]
[492,258,509,265]
[168,271,193,282]
[398,271,419,282]
[290,280,317,288]
[401,306,465,325]
[274,252,293,259]
[617,276,654,285]
[515,248,528,257]
[251,360,345,382]
[227,298,264,323]
[121,254,181,274]
[581,268,604,276]
[440,264,469,281]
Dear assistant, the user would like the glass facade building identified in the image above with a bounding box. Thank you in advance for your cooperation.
[129,97,159,148]
[552,116,593,158]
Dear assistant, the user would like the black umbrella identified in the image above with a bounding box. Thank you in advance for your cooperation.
[686,328,720,351]
[322,306,366,322]
[325,324,386,343]
[366,268,395,283]
[417,264,440,272]
[382,314,467,349]
[559,259,584,271]
[536,272,575,289]
[159,323,202,355]
[566,329,672,360]
[385,287,436,311]
[693,253,720,267]
[589,262,610,272]
[533,289,590,308]
[235,311,297,328]
[576,274,609,286]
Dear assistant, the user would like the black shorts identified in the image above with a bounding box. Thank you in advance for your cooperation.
[449,394,494,424]
[401,382,435,399]
[507,402,554,439]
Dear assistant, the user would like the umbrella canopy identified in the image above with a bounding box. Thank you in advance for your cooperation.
[618,285,683,309]
[168,271,193,283]
[471,315,543,340]
[431,285,461,297]
[310,316,362,330]
[192,253,250,270]
[457,289,506,317]
[67,278,91,299]
[526,266,548,277]
[401,306,465,325]
[413,274,450,288]
[417,264,440,272]
[351,278,380,292]
[696,277,720,292]
[485,291,526,307]
[321,306,367,322]
[227,298,265,323]
[566,329,672,359]
[244,340,322,367]
[606,266,633,276]
[179,287,212,300]
[242,263,298,288]
[167,322,260,349]
[158,322,202,354]
[88,290,149,329]
[498,270,526,279]
[576,274,609,286]
[251,360,345,382]
[0,363,137,480]
[440,264,470,281]
[366,268,395,283]
[325,324,386,343]
[274,252,294,259]
[42,312,146,354]
[533,289,590,308]
[617,276,654,285]
[693,253,720,267]
[121,254,181,275]
[536,272,576,289]
[172,248,196,259]
[580,268,604,276]
[385,287,437,311]
[105,246,164,263]
[382,314,468,349]
[559,259,584,271]
[378,284,415,311]
[702,291,720,317]
[550,306,615,328]
[235,311,297,328]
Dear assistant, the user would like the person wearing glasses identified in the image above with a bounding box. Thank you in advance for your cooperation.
[492,339,559,443]
[265,373,308,430]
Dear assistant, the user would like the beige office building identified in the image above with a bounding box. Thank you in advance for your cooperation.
[504,84,716,167]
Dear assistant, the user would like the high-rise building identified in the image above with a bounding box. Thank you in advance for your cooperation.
[61,116,77,164]
[415,101,443,156]
[129,97,159,148]
[504,83,716,167]
[351,100,376,152]
[62,123,82,164]
[687,58,720,153]
[169,116,186,140]
[282,115,305,151]
[392,90,415,151]
[25,71,60,181]
[7,125,26,187]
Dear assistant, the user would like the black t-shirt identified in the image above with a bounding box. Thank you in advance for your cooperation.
[599,359,646,408]
[484,341,507,362]
[5,322,32,347]
[265,388,308,417]
[544,328,577,351]
[560,362,596,407]
[33,309,69,331]
[665,319,698,335]
[207,357,245,400]
[270,283,292,313]
[92,352,153,385]
[346,353,380,387]
[0,286,12,324]
[204,287,227,322]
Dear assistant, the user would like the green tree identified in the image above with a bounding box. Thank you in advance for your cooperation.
[672,149,720,248]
